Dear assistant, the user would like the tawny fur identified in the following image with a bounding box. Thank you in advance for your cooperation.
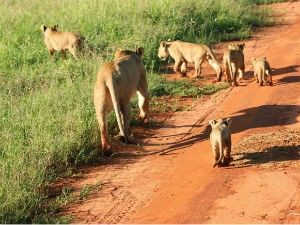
[209,118,232,168]
[40,24,84,59]
[114,47,145,60]
[157,40,222,80]
[251,57,273,86]
[94,47,150,155]
[223,43,245,87]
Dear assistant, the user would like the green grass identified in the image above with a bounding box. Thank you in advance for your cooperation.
[0,0,276,223]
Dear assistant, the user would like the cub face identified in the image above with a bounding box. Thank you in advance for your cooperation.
[40,24,58,33]
[157,41,171,60]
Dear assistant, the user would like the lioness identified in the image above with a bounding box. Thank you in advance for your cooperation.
[114,47,145,60]
[223,43,245,86]
[94,47,150,155]
[209,118,232,168]
[40,24,84,59]
[251,57,273,86]
[158,40,222,80]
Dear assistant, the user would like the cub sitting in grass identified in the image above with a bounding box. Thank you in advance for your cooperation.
[40,24,84,59]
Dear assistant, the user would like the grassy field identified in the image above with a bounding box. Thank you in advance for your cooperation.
[0,0,276,223]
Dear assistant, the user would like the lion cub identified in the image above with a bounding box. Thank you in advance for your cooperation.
[209,118,232,168]
[251,57,273,86]
[223,43,245,86]
[40,24,84,59]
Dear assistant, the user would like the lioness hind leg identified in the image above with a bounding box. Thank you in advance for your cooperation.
[136,90,149,124]
[61,50,67,59]
[49,49,55,58]
[97,110,111,154]
[239,64,245,80]
[231,69,238,87]
[69,47,79,60]
[120,101,131,142]
[180,60,187,76]
[94,86,112,155]
[254,72,258,83]
[224,66,231,82]
[194,58,204,78]
[174,60,185,77]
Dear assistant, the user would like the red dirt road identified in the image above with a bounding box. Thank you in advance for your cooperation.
[61,2,300,223]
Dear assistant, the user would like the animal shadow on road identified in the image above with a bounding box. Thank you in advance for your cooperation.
[271,64,299,76]
[276,75,300,85]
[234,145,300,167]
[229,104,300,134]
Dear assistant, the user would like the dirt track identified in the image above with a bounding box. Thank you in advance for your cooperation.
[61,2,300,223]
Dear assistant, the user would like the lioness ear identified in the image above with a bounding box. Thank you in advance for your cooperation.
[239,43,245,51]
[161,41,167,48]
[54,24,58,30]
[209,119,217,127]
[136,47,145,57]
[40,25,47,32]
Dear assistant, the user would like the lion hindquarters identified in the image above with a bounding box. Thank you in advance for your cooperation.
[251,57,273,86]
[209,118,232,168]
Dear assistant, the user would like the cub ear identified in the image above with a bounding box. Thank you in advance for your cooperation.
[40,25,47,32]
[251,57,256,63]
[136,47,145,57]
[226,118,232,127]
[54,24,59,30]
[209,119,217,127]
[263,56,266,60]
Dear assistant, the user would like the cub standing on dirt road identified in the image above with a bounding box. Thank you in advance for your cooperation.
[209,118,233,168]
[251,57,273,86]
[223,43,245,86]
[40,24,84,59]
[94,47,150,156]
[158,40,222,80]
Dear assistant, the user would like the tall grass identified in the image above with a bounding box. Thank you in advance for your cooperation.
[0,0,274,222]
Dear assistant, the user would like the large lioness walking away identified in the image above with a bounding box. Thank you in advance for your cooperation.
[209,118,233,168]
[223,43,245,86]
[251,56,273,86]
[158,40,222,80]
[40,24,84,59]
[94,47,150,156]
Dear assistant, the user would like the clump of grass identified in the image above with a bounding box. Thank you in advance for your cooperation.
[233,128,300,169]
[149,77,230,98]
[252,0,288,5]
[0,0,277,223]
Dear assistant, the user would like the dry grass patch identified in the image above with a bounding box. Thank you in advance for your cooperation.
[233,128,300,169]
